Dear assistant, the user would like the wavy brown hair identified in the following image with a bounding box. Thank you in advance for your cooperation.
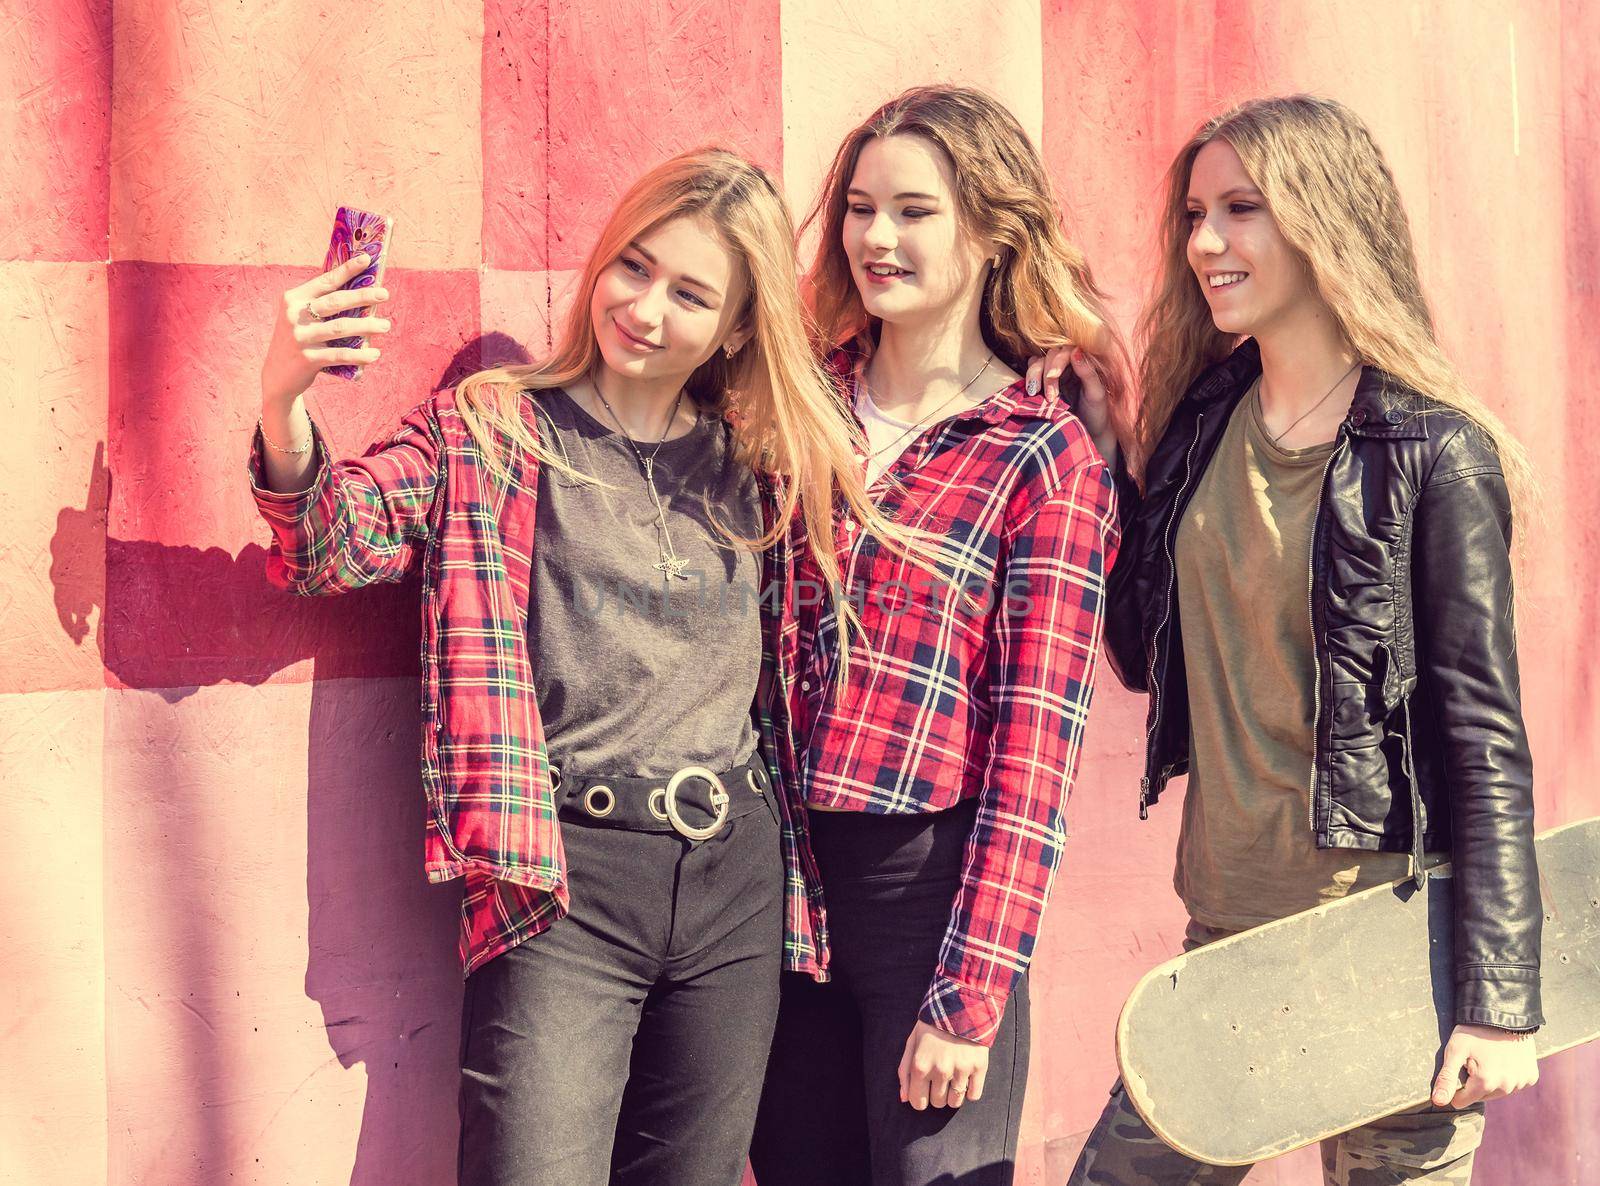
[1137,95,1533,515]
[451,147,912,658]
[802,85,1136,455]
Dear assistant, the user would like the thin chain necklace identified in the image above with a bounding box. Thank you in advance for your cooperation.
[860,352,995,467]
[591,382,694,581]
[1259,361,1361,447]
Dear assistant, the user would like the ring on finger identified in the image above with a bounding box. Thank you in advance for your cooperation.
[299,304,322,324]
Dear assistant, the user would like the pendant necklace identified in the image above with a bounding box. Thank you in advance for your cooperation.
[591,383,694,580]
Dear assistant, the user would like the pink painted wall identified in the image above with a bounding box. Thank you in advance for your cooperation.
[2,2,1593,1183]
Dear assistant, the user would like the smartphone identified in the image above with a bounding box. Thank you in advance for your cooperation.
[319,205,395,380]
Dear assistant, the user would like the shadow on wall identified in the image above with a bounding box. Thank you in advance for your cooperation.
[55,332,534,1186]
[305,332,534,1186]
[53,332,537,700]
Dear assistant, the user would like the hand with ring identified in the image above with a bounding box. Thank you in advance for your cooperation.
[261,251,394,408]
[897,1019,988,1110]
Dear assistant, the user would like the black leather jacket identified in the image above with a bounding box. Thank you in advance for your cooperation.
[1105,339,1542,1030]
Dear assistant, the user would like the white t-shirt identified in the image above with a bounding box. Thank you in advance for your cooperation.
[854,378,922,487]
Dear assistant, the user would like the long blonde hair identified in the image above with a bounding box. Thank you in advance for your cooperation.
[803,85,1136,455]
[1137,95,1533,515]
[451,146,907,657]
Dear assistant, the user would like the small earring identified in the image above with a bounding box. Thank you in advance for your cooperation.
[724,344,737,359]
[990,253,1002,269]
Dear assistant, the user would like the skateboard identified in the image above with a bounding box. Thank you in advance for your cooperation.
[1115,816,1600,1166]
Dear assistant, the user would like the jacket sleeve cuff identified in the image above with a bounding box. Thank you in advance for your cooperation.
[1454,963,1544,1031]
[919,976,1005,1047]
[247,418,333,518]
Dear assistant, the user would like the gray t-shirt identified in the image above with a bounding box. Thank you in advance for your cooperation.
[528,387,763,778]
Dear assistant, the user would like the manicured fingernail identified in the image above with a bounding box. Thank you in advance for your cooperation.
[1026,376,1040,396]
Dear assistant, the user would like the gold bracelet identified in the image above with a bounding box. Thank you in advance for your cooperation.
[259,416,314,455]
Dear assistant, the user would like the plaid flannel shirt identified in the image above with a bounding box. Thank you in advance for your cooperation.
[791,350,1120,1044]
[247,385,818,977]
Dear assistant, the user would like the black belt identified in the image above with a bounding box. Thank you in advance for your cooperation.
[551,752,773,841]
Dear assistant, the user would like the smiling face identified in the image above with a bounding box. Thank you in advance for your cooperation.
[840,134,993,329]
[589,214,750,384]
[1185,138,1322,338]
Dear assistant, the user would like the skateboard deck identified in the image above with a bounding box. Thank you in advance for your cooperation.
[1115,816,1600,1166]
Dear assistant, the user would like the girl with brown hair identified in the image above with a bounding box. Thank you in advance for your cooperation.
[750,85,1132,1185]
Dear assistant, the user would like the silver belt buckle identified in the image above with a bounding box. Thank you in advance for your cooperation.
[664,766,730,841]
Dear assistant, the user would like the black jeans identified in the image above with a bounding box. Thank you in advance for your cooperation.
[457,778,783,1186]
[751,800,1030,1186]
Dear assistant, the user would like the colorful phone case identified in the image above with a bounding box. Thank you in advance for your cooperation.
[319,206,394,380]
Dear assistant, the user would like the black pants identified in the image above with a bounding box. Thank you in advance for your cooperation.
[457,781,783,1186]
[751,800,1030,1186]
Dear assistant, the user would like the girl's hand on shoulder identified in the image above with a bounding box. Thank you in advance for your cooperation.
[1025,346,1118,467]
[897,1020,989,1110]
[1431,1023,1539,1108]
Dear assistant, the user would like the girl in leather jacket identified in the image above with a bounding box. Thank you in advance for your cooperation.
[1033,95,1541,1185]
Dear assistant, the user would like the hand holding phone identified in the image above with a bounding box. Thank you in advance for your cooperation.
[316,207,395,380]
[260,207,396,408]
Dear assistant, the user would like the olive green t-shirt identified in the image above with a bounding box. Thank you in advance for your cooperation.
[1172,381,1417,928]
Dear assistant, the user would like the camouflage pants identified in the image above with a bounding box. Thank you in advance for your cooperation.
[1067,1079,1484,1184]
[1066,922,1487,1185]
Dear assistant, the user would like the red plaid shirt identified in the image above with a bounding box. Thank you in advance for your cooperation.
[792,351,1120,1044]
[247,385,817,976]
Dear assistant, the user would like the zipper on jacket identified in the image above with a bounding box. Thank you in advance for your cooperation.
[1305,439,1340,837]
[1142,411,1207,815]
